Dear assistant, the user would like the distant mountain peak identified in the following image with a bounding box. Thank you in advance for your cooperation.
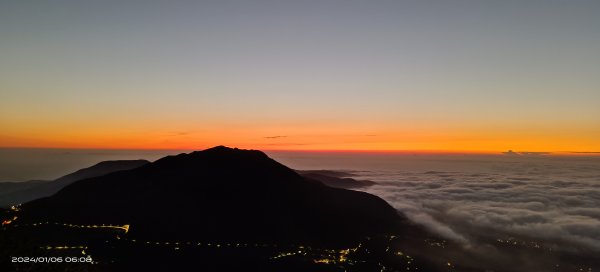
[154,146,274,171]
[91,160,150,167]
[193,146,262,156]
[204,145,237,151]
[0,159,150,207]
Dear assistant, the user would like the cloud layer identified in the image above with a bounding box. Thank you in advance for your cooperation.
[356,156,600,253]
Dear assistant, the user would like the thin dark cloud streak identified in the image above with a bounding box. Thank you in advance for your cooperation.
[264,143,307,146]
[264,136,287,139]
[502,150,552,156]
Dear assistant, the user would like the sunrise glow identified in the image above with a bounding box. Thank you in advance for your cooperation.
[1,1,598,154]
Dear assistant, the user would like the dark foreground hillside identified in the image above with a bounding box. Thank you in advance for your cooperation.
[1,146,454,271]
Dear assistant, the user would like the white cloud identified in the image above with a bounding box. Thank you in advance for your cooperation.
[358,157,600,254]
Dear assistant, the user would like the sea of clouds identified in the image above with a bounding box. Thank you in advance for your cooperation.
[356,156,600,254]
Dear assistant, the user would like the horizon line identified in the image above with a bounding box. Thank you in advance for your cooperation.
[1,146,599,156]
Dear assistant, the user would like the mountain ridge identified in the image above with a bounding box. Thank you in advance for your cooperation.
[20,146,411,246]
[0,159,150,207]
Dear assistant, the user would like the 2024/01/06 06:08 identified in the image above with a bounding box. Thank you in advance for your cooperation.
[12,256,93,263]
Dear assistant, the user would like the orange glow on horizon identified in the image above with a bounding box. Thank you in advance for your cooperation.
[1,116,598,154]
[1,128,599,155]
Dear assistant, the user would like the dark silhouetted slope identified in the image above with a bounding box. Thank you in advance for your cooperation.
[297,170,376,189]
[20,146,408,246]
[0,160,149,207]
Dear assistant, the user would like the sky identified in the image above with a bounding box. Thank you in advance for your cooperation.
[1,0,599,152]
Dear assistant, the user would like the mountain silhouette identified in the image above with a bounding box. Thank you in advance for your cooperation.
[0,160,149,207]
[20,146,408,246]
[296,170,376,189]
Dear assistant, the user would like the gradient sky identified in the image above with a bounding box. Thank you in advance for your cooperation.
[1,0,599,152]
